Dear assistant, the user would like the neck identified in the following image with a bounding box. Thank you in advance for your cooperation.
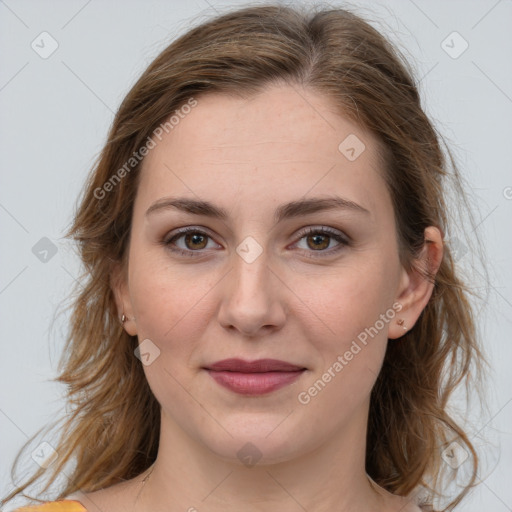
[136,408,390,512]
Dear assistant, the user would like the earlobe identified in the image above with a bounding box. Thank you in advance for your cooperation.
[389,226,443,340]
[387,317,409,340]
[110,261,138,336]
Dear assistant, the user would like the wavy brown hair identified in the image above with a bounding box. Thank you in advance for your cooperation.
[2,3,485,511]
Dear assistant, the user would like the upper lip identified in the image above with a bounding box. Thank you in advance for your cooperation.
[204,358,306,373]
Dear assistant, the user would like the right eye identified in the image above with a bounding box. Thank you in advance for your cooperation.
[163,227,221,257]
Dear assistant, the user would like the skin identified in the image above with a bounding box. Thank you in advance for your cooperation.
[72,83,442,512]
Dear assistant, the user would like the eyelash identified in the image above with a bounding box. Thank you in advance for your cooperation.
[163,226,350,259]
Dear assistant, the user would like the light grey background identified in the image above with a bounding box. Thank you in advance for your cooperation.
[1,0,511,510]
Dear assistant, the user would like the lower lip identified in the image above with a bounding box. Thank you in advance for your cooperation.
[205,369,305,395]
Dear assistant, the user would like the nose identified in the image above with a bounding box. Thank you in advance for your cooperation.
[217,248,286,337]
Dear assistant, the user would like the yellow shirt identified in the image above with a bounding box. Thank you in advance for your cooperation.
[13,500,87,511]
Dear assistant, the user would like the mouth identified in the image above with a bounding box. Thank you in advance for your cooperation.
[203,358,307,395]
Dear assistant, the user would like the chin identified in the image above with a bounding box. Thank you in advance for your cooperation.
[197,415,314,467]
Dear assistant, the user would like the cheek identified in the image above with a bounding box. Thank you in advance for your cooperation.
[128,261,215,404]
[292,256,397,409]
[294,268,393,420]
[128,245,216,343]
[295,258,397,348]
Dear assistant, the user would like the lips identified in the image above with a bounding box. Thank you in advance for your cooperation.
[205,358,305,373]
[204,358,306,395]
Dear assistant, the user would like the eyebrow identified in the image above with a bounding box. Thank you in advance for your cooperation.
[145,195,370,223]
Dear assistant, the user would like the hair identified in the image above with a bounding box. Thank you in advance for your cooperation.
[2,3,486,511]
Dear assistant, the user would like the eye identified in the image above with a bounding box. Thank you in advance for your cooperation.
[163,226,349,259]
[163,227,220,257]
[293,226,349,258]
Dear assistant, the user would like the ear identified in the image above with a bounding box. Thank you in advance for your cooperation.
[388,226,443,339]
[110,259,138,336]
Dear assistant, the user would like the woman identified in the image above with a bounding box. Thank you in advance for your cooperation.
[3,3,484,511]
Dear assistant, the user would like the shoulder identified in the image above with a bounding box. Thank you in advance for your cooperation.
[11,488,120,512]
[12,500,87,511]
[15,471,147,512]
[63,482,136,512]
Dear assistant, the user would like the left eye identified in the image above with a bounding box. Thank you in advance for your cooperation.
[293,227,349,256]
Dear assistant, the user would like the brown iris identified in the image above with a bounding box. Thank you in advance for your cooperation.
[307,233,330,250]
[185,232,208,250]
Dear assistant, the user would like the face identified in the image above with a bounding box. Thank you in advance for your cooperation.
[115,83,412,464]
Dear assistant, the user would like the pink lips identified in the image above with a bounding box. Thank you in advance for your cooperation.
[204,358,306,395]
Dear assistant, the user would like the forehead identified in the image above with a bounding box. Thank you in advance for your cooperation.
[136,84,389,218]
